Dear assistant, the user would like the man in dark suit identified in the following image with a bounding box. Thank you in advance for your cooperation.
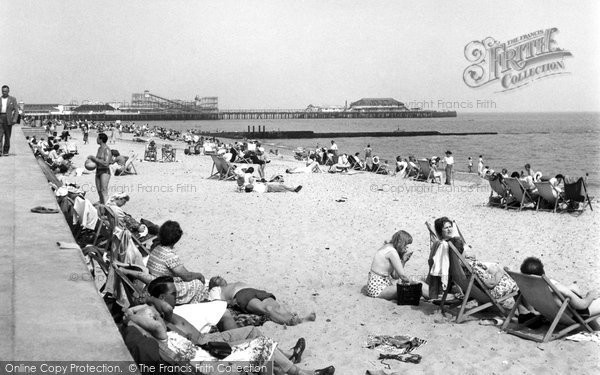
[0,85,20,156]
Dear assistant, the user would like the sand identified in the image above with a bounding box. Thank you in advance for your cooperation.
[68,130,600,374]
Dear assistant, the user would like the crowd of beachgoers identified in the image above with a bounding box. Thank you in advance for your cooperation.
[24,118,599,374]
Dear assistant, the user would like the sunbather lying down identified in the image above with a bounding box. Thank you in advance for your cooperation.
[208,276,316,326]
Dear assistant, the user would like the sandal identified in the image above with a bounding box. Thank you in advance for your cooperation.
[289,337,306,364]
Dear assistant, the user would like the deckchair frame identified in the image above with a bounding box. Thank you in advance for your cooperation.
[533,181,562,213]
[209,155,237,180]
[503,177,536,211]
[144,144,158,162]
[115,153,138,176]
[161,145,177,162]
[416,159,434,182]
[488,178,508,209]
[501,270,600,342]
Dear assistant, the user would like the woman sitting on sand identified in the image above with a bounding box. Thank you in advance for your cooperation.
[365,230,413,300]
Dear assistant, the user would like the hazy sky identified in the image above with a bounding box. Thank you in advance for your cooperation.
[2,0,599,111]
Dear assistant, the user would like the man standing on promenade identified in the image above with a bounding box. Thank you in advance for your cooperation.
[0,85,20,156]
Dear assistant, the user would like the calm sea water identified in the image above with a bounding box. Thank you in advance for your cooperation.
[143,112,600,194]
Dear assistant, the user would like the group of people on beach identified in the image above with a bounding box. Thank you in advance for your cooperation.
[365,218,600,330]
[36,127,331,373]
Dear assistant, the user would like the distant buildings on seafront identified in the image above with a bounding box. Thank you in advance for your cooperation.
[21,92,444,119]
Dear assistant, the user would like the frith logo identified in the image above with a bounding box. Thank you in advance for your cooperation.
[463,28,572,91]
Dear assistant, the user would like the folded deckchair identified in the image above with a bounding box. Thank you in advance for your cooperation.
[563,176,593,212]
[533,181,562,213]
[488,178,509,208]
[501,270,600,342]
[115,152,138,176]
[503,177,536,211]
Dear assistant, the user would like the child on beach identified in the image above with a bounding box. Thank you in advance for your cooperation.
[467,157,473,173]
[477,155,484,176]
[207,276,316,326]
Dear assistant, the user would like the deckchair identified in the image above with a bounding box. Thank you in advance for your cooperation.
[563,177,593,212]
[115,152,138,176]
[348,155,364,171]
[534,181,562,213]
[416,159,434,182]
[426,221,517,322]
[161,145,176,162]
[66,142,78,155]
[405,162,419,179]
[203,142,217,155]
[208,155,222,179]
[441,241,518,322]
[92,204,119,251]
[144,143,157,162]
[501,270,600,342]
[58,195,82,239]
[503,177,536,211]
[488,178,509,208]
[209,155,237,180]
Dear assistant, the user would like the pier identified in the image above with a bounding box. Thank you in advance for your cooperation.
[26,109,456,122]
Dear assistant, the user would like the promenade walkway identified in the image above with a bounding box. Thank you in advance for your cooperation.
[0,125,133,361]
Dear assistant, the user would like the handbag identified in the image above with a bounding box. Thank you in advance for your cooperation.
[200,341,232,359]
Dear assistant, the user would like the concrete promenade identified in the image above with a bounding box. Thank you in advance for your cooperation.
[0,125,133,361]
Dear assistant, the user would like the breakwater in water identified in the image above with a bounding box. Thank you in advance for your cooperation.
[202,130,497,139]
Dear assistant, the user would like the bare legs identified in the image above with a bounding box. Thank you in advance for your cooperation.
[95,172,110,204]
[246,298,316,326]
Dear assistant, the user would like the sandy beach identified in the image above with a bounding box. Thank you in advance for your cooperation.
[68,131,599,374]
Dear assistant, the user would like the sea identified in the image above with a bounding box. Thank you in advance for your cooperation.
[142,112,600,194]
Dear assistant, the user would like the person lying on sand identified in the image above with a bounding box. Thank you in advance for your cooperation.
[207,276,316,326]
[243,167,302,193]
[286,158,322,174]
[365,230,413,300]
[519,256,600,330]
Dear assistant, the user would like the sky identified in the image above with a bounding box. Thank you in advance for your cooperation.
[2,0,599,112]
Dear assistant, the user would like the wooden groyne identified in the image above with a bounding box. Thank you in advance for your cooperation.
[201,129,496,140]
